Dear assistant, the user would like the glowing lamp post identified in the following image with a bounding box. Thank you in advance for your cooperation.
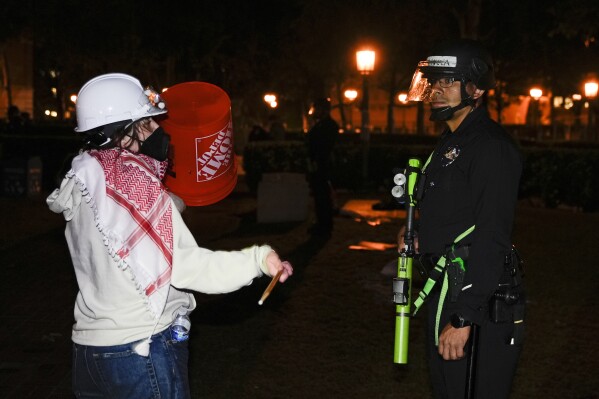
[356,50,375,134]
[529,88,543,100]
[344,89,358,101]
[344,89,358,130]
[529,87,543,140]
[264,93,277,108]
[356,49,375,180]
[397,92,409,132]
[584,81,598,141]
[585,81,599,99]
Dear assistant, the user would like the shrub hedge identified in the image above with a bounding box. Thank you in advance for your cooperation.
[520,149,599,211]
[243,139,599,212]
[2,127,598,211]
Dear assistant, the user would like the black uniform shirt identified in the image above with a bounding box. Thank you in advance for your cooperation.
[418,106,522,324]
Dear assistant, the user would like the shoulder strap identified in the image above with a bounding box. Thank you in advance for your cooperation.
[423,151,434,171]
[412,225,475,316]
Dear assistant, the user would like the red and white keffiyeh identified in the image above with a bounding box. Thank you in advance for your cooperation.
[70,148,173,319]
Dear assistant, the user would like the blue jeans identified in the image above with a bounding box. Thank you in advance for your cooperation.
[72,328,190,399]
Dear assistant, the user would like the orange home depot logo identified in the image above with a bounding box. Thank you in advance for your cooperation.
[196,120,233,182]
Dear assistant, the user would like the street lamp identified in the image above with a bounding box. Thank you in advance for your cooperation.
[344,89,358,131]
[397,92,409,132]
[356,49,375,180]
[584,81,598,141]
[529,87,543,140]
[344,89,358,101]
[529,88,543,100]
[356,50,375,133]
[585,81,599,99]
[264,93,277,108]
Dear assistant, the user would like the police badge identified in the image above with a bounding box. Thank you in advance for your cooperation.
[442,145,461,167]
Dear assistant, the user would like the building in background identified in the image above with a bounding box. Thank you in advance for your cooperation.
[329,82,595,142]
[1,36,33,122]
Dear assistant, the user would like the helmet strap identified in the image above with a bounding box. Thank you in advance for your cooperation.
[83,120,130,148]
[460,78,477,107]
[84,131,112,148]
[429,102,469,121]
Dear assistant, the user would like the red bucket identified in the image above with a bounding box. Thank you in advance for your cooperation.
[158,82,236,206]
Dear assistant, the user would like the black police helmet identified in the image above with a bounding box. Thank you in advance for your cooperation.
[420,39,496,90]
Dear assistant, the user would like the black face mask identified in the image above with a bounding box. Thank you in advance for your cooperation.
[139,127,170,161]
[430,102,468,121]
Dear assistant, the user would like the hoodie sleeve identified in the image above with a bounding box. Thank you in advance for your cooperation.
[169,200,273,294]
[46,175,83,221]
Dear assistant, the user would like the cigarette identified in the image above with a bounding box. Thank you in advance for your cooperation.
[258,269,284,305]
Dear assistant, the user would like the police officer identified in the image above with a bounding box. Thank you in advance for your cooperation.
[404,40,523,398]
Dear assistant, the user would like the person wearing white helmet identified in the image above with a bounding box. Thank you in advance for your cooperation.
[47,73,293,398]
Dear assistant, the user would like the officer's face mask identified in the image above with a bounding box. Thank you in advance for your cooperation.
[139,126,171,162]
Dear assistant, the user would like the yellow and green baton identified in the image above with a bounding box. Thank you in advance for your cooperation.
[391,158,422,364]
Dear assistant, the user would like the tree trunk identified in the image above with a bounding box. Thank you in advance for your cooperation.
[453,0,482,39]
[2,49,14,108]
[387,70,397,134]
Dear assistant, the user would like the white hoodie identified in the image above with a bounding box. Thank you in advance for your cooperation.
[47,165,272,346]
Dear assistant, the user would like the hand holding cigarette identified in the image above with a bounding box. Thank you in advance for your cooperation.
[259,251,293,305]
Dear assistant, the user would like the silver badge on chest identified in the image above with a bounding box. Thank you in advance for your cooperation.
[442,145,461,167]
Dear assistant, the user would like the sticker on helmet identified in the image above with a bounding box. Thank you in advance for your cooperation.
[426,56,457,68]
[144,87,166,109]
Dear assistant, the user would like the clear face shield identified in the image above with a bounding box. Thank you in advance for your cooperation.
[406,68,435,102]
[407,71,460,103]
[407,57,460,102]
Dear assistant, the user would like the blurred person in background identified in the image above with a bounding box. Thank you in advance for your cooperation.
[306,97,338,237]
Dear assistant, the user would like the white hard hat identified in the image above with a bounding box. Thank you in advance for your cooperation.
[74,73,167,133]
